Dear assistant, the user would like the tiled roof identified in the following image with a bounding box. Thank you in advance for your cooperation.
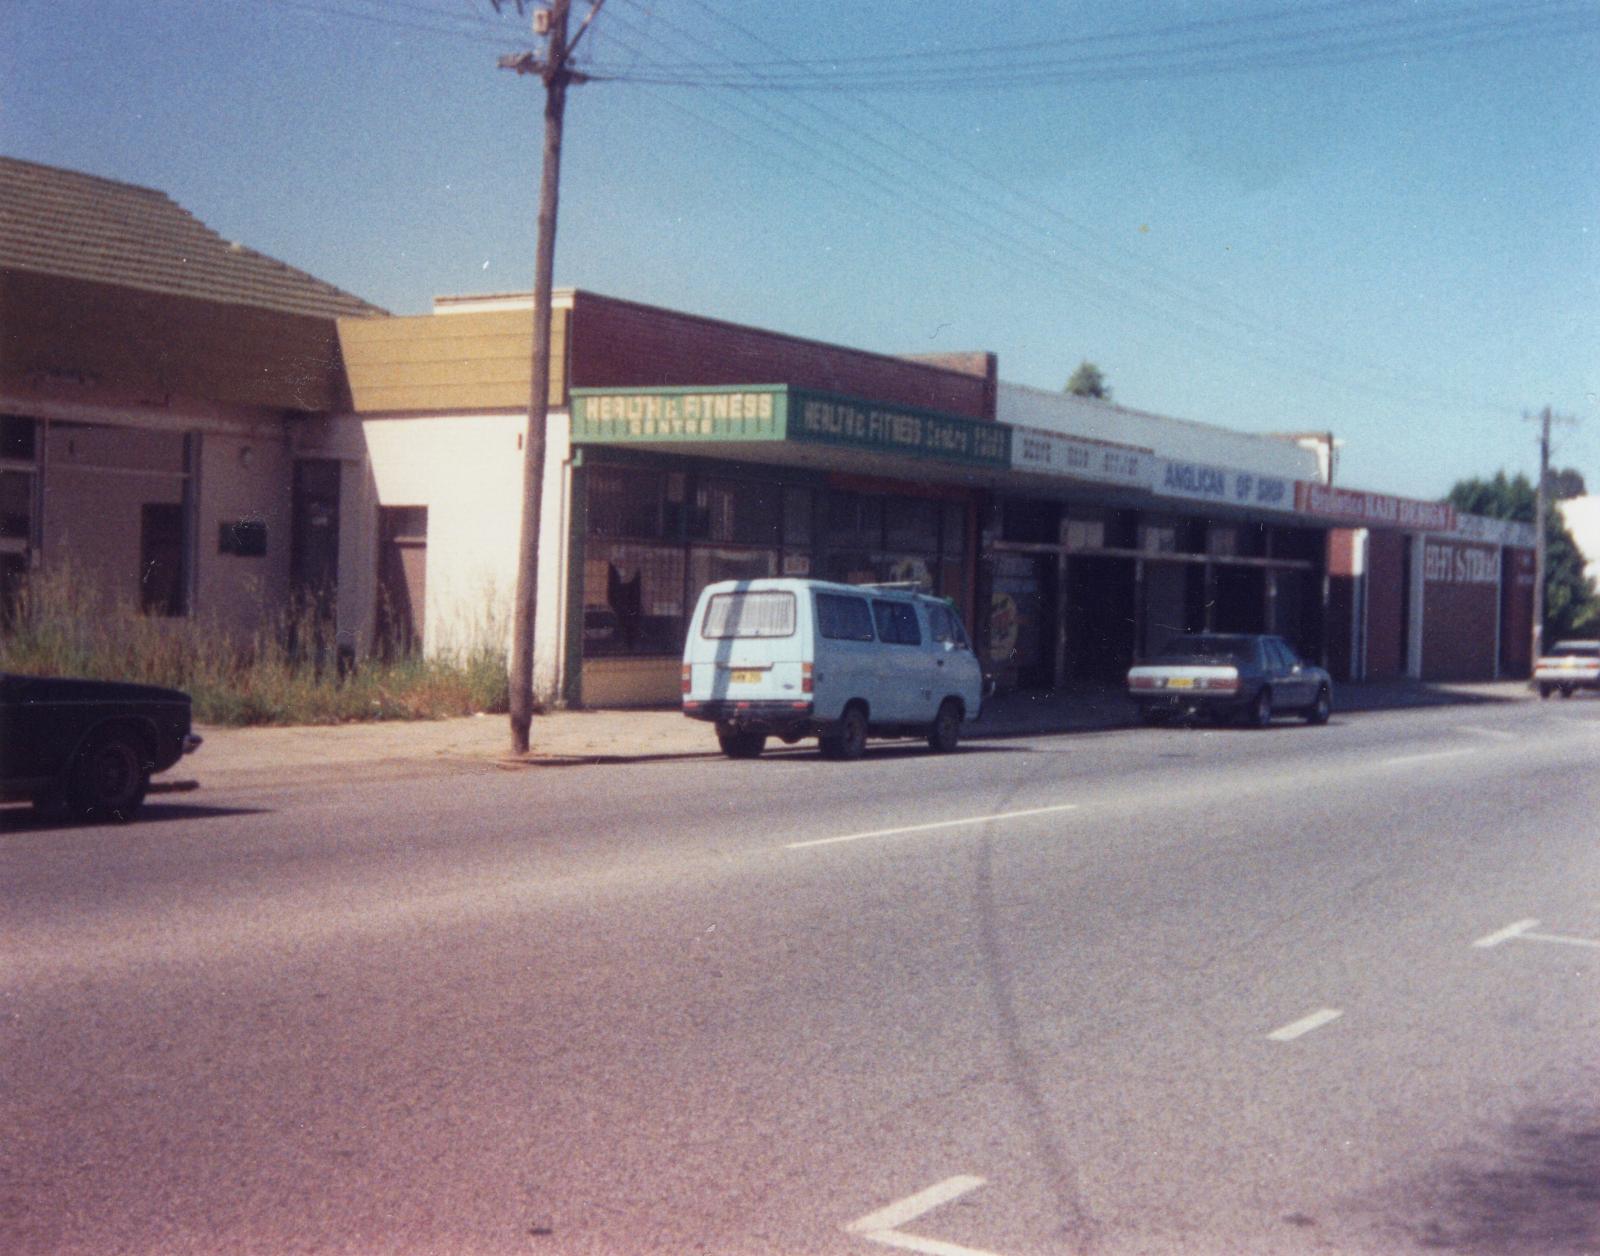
[0,156,386,319]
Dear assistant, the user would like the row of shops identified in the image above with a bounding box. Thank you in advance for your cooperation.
[1,157,1538,709]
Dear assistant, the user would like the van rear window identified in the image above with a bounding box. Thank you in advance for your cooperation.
[701,591,796,639]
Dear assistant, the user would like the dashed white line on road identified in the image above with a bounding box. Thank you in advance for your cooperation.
[847,1175,999,1256]
[786,804,1079,850]
[1267,1008,1343,1042]
[1380,749,1477,768]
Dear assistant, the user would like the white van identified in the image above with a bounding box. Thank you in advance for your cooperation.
[681,578,984,759]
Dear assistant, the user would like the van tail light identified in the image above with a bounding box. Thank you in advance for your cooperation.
[1204,671,1240,693]
[681,664,692,695]
[801,662,814,694]
[1129,674,1157,690]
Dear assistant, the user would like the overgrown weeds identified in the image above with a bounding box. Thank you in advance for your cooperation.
[0,565,509,726]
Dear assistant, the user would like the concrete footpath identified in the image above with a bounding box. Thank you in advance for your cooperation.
[180,678,1536,792]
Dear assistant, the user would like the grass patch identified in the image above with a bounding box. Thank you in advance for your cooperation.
[1,565,509,726]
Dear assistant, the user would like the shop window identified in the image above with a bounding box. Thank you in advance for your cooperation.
[691,477,780,546]
[583,541,685,656]
[1001,497,1060,545]
[688,546,777,595]
[1106,510,1139,550]
[1,415,36,461]
[886,497,939,551]
[588,467,664,539]
[140,502,187,617]
[783,486,814,548]
[1064,519,1105,551]
[0,470,30,540]
[826,491,883,549]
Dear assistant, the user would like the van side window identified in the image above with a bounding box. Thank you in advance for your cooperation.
[816,592,875,642]
[871,599,922,646]
[928,604,970,649]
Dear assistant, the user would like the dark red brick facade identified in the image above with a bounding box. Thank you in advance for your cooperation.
[566,291,997,422]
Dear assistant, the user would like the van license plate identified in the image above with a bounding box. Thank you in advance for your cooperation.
[1166,677,1194,689]
[729,669,763,684]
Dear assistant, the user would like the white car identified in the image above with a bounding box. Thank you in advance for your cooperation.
[681,578,984,760]
[1533,639,1600,699]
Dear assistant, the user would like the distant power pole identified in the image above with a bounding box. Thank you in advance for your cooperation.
[1532,405,1551,665]
[1527,404,1577,664]
[497,0,603,754]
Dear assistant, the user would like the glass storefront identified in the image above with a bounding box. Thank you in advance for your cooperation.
[580,458,970,660]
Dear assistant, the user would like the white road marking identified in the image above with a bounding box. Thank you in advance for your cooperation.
[1472,919,1540,948]
[1472,918,1600,950]
[847,1176,1000,1256]
[1267,1008,1343,1042]
[1380,749,1476,768]
[1525,930,1600,950]
[787,804,1079,850]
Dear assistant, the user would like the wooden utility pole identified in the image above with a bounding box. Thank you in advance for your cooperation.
[1532,405,1551,666]
[499,0,601,754]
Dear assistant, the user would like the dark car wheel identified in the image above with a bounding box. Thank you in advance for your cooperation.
[1560,685,1575,699]
[822,705,869,761]
[1250,687,1274,728]
[1539,684,1553,699]
[927,699,961,753]
[1306,686,1332,725]
[69,731,149,821]
[716,727,766,759]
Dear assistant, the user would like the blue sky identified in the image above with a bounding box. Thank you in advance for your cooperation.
[6,0,1597,500]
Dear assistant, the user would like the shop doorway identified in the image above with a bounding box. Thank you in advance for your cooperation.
[1065,555,1137,683]
[376,506,427,658]
[1213,566,1267,633]
[989,552,1057,689]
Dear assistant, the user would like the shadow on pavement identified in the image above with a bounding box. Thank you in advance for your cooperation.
[1357,1104,1600,1253]
[0,802,270,834]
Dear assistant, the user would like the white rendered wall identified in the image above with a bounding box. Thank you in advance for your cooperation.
[360,414,525,660]
[359,410,574,687]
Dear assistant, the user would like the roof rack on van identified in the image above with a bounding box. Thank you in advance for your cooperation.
[855,581,927,592]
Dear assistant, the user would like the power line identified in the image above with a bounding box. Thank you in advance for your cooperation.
[586,2,1599,90]
[594,0,1538,424]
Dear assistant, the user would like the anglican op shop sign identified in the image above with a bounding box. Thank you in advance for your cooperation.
[1154,458,1295,512]
[570,385,1012,469]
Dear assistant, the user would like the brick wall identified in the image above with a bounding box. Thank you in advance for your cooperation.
[567,292,996,421]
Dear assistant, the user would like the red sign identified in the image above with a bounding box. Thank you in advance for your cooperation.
[1295,482,1456,532]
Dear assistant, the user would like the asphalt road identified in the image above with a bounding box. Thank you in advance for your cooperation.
[4,697,1599,1255]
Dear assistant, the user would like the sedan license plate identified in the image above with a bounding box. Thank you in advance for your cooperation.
[728,669,764,684]
[1166,676,1195,689]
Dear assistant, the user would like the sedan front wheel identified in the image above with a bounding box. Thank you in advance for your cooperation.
[1306,686,1332,725]
[69,731,149,821]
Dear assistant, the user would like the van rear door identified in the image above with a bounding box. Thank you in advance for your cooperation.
[692,587,804,702]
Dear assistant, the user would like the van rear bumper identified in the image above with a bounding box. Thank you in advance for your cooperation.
[683,699,815,732]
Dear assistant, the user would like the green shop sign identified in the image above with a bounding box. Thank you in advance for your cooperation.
[570,385,1010,469]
